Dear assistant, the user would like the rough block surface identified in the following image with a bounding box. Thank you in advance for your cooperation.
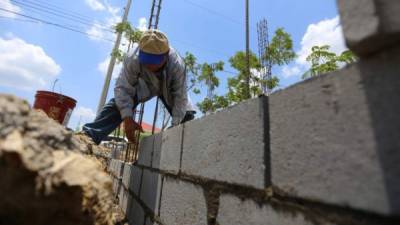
[270,45,400,215]
[182,96,267,189]
[218,195,322,225]
[160,178,207,225]
[337,0,400,56]
[152,125,183,174]
[127,198,145,225]
[140,169,162,212]
[118,188,129,214]
[129,164,143,196]
[137,136,154,167]
[122,163,131,188]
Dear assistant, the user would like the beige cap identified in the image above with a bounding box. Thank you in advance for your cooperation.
[139,29,169,54]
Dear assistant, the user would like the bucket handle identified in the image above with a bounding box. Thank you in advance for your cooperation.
[52,79,64,104]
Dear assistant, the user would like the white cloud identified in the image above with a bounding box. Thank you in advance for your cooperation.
[0,35,61,91]
[85,0,106,11]
[0,0,21,18]
[138,17,148,31]
[86,24,109,41]
[86,3,121,42]
[97,56,122,79]
[73,106,96,121]
[281,16,347,79]
[281,65,301,78]
[297,16,347,66]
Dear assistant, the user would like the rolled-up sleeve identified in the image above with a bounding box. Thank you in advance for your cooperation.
[169,55,188,126]
[114,52,139,119]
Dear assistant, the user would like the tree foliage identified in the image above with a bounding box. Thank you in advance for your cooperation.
[266,28,296,66]
[112,22,143,63]
[259,27,295,93]
[302,45,357,78]
[197,95,229,114]
[226,51,261,104]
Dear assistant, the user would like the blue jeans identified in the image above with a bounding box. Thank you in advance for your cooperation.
[83,98,131,145]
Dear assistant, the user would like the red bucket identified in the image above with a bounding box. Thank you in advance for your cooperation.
[33,91,77,126]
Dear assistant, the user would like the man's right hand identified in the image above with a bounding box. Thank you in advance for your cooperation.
[123,117,143,143]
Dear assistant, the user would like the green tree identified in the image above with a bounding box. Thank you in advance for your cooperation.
[183,52,201,93]
[197,95,229,114]
[195,61,225,114]
[261,27,296,92]
[266,28,296,66]
[112,21,143,62]
[302,45,357,78]
[226,51,261,104]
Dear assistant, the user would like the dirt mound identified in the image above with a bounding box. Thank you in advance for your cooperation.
[0,95,119,225]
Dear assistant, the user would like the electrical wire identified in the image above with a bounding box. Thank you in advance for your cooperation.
[182,0,242,25]
[24,0,97,22]
[0,7,115,42]
[10,0,114,33]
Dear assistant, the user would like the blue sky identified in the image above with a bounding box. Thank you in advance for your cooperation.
[0,0,346,129]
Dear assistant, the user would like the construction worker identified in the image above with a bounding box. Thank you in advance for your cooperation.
[81,29,195,145]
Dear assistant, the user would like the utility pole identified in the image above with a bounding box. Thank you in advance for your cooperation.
[245,0,251,99]
[97,0,132,113]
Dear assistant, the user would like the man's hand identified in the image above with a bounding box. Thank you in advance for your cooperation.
[123,117,144,143]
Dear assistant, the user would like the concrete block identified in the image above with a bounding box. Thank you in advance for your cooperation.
[109,159,116,173]
[152,125,183,174]
[140,169,162,212]
[182,96,268,189]
[159,178,207,225]
[118,188,130,214]
[150,132,162,169]
[270,46,400,215]
[218,195,322,225]
[129,164,143,196]
[337,0,400,56]
[113,160,123,177]
[122,163,132,189]
[112,177,119,194]
[137,136,154,167]
[127,198,145,225]
[107,159,113,172]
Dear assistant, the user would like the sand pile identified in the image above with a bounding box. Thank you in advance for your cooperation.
[0,94,120,225]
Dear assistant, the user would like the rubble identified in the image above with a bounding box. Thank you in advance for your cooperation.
[0,94,120,225]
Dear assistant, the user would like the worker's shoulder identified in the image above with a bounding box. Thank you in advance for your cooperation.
[167,47,185,69]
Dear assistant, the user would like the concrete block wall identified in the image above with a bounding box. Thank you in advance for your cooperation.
[105,1,400,224]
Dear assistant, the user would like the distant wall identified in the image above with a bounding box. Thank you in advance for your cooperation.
[107,1,400,224]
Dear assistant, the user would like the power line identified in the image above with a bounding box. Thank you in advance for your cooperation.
[182,0,243,26]
[11,0,114,33]
[171,37,232,58]
[0,7,115,42]
[25,0,96,22]
[0,15,39,24]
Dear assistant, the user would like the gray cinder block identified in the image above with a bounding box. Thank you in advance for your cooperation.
[122,163,132,188]
[181,96,268,189]
[218,195,321,225]
[159,178,207,225]
[127,164,143,197]
[127,198,145,225]
[137,136,154,167]
[152,125,183,174]
[118,188,130,214]
[337,0,400,56]
[270,45,400,215]
[140,169,162,212]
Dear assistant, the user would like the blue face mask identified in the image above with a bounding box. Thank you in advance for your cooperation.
[139,50,166,65]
